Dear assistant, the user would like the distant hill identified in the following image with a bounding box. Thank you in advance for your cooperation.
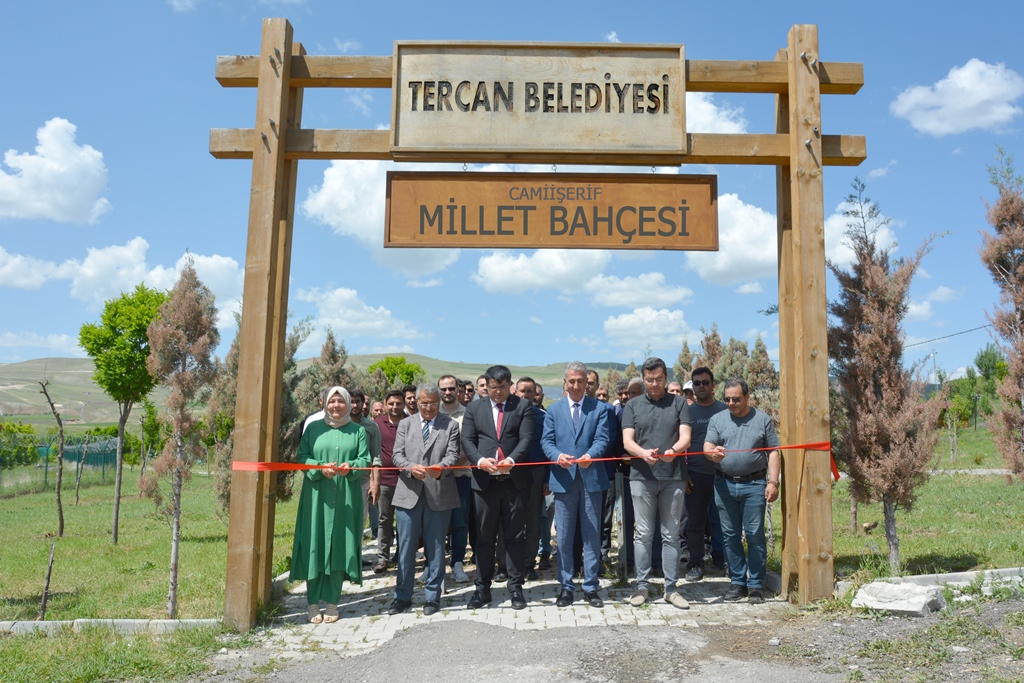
[0,354,636,426]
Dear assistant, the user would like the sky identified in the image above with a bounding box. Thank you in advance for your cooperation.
[1,0,1022,381]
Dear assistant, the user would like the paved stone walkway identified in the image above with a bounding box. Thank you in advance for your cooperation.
[263,540,787,659]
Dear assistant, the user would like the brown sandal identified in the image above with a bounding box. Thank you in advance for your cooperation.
[323,604,339,623]
[308,604,323,624]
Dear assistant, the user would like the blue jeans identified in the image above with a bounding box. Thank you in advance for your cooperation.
[449,476,472,566]
[553,474,603,592]
[630,479,685,593]
[714,474,768,589]
[395,497,452,603]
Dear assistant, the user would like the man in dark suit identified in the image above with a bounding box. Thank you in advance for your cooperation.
[461,364,535,610]
[387,383,462,616]
[542,362,611,608]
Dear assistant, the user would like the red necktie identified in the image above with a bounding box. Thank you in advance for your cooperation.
[495,402,505,461]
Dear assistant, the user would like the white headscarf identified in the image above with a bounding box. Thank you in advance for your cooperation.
[322,386,352,428]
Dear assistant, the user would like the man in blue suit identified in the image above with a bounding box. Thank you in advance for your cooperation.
[542,361,611,608]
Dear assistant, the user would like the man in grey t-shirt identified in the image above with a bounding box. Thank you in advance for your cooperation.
[622,357,692,609]
[704,378,780,604]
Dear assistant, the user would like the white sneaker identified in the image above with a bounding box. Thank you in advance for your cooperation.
[665,592,690,610]
[453,561,470,583]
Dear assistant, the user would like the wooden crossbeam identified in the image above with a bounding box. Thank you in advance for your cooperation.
[209,129,866,166]
[216,55,863,94]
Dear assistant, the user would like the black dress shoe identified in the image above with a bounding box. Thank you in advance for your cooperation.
[584,591,604,608]
[555,588,574,607]
[526,569,539,581]
[422,601,440,616]
[537,556,551,570]
[510,589,527,610]
[387,599,411,615]
[467,589,492,609]
[494,568,509,582]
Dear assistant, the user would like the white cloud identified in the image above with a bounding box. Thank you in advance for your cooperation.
[891,59,1024,136]
[356,344,416,354]
[867,159,897,179]
[907,300,933,321]
[686,93,747,134]
[0,239,244,328]
[303,160,460,277]
[603,307,692,351]
[583,272,692,307]
[567,334,600,348]
[529,316,543,325]
[604,32,621,43]
[334,39,361,53]
[473,249,612,294]
[346,90,374,116]
[407,278,442,288]
[0,245,66,289]
[736,281,763,294]
[824,201,899,270]
[685,193,776,286]
[918,267,933,280]
[0,118,111,224]
[168,0,196,11]
[0,331,84,355]
[296,286,423,342]
[927,285,960,302]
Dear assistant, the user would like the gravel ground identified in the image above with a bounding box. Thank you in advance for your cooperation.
[194,586,1024,683]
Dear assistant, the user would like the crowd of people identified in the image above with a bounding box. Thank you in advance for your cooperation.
[287,359,779,624]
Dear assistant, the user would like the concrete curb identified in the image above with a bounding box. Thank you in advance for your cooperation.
[836,566,1024,597]
[0,618,222,636]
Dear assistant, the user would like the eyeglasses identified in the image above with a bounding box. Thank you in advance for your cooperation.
[418,400,439,408]
[692,379,712,387]
[723,396,744,404]
[439,387,457,392]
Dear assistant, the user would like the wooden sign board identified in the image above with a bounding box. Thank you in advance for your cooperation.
[391,42,686,160]
[384,172,717,250]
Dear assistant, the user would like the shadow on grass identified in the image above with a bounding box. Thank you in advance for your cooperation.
[1,590,80,620]
[181,533,228,544]
[833,550,989,579]
[904,551,989,575]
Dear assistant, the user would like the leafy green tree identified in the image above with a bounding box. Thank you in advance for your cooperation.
[623,360,640,380]
[694,323,723,371]
[974,343,1008,384]
[79,284,167,545]
[748,335,780,422]
[143,258,219,618]
[367,356,425,388]
[0,421,38,469]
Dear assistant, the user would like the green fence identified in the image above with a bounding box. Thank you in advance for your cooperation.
[0,435,124,497]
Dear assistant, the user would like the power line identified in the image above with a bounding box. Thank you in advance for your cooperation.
[905,324,991,349]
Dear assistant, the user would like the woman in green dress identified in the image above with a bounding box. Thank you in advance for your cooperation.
[289,386,371,624]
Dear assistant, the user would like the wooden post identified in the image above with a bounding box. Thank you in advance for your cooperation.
[786,24,834,603]
[254,39,306,609]
[224,17,293,631]
[774,47,800,601]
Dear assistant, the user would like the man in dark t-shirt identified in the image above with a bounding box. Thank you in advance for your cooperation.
[621,357,692,610]
[683,367,727,582]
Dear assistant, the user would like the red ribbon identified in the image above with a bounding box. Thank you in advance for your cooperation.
[232,441,839,480]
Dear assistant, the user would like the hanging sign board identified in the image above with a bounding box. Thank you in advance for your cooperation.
[384,172,717,250]
[391,42,686,161]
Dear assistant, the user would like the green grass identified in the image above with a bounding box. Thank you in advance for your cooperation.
[0,625,226,683]
[770,474,1024,582]
[0,473,298,621]
[931,423,1008,470]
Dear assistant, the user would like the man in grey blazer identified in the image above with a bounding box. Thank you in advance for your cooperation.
[388,383,461,616]
[542,361,611,608]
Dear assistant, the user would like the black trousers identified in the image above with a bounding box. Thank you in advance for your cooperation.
[473,478,526,591]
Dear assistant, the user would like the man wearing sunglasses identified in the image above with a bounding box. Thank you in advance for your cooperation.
[682,368,727,583]
[703,378,780,604]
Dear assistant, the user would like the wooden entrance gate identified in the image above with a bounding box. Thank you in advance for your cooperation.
[211,18,865,630]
